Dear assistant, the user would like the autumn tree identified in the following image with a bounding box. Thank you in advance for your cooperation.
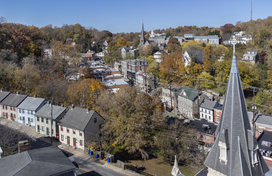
[117,37,129,46]
[146,55,154,64]
[159,52,186,83]
[167,37,182,53]
[95,86,165,159]
[67,79,104,109]
[147,61,160,77]
[198,72,215,89]
[203,44,214,73]
[214,45,228,59]
[145,44,153,56]
[154,119,205,167]
[182,40,203,53]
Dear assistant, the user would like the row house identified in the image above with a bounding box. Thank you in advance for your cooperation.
[0,92,27,121]
[213,106,222,123]
[162,87,182,110]
[178,86,208,119]
[121,59,149,81]
[199,99,218,123]
[0,90,11,117]
[35,103,67,138]
[17,96,47,126]
[256,131,272,167]
[58,106,105,151]
[242,51,259,64]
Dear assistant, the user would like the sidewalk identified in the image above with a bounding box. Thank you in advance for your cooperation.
[0,117,141,176]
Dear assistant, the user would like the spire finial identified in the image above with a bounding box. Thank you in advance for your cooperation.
[230,36,239,73]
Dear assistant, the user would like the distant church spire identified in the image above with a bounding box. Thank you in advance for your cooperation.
[140,22,145,45]
[204,36,269,176]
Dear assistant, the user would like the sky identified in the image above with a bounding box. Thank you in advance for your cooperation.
[1,0,272,33]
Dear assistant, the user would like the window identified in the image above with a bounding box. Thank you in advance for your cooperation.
[13,107,15,111]
[2,105,4,109]
[79,131,82,136]
[94,118,97,123]
[19,109,21,113]
[22,109,24,113]
[10,106,12,110]
[28,117,30,122]
[5,105,7,110]
[52,129,54,135]
[31,111,33,115]
[42,126,44,132]
[61,135,64,141]
[6,113,7,117]
[209,116,211,120]
[37,117,39,121]
[46,127,49,135]
[46,119,48,124]
[61,126,63,131]
[202,114,203,118]
[67,128,69,133]
[41,118,44,123]
[216,111,219,115]
[205,115,207,118]
[3,112,5,116]
[10,113,13,118]
[80,140,83,146]
[28,110,30,114]
[73,129,76,134]
[14,114,16,119]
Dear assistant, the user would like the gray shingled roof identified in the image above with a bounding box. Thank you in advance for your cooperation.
[35,104,67,120]
[0,93,27,107]
[200,99,217,110]
[255,113,272,126]
[17,97,46,111]
[179,86,199,101]
[0,146,75,176]
[204,45,269,176]
[0,90,10,102]
[59,106,104,131]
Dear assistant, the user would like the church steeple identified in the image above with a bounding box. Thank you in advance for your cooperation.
[204,37,269,176]
[140,22,145,45]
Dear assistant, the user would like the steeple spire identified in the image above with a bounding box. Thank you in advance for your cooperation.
[140,22,145,45]
[204,36,269,176]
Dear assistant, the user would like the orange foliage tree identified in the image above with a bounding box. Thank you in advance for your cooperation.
[67,79,105,109]
[159,52,186,83]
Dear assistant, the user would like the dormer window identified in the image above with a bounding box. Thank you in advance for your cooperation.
[219,141,228,164]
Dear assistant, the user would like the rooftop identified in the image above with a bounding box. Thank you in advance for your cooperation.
[1,93,27,107]
[178,86,199,101]
[103,79,128,87]
[35,104,67,120]
[59,106,104,131]
[0,90,11,103]
[0,146,75,176]
[200,99,217,110]
[17,97,46,111]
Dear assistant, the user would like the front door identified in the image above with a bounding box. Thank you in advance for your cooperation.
[73,138,76,147]
[67,136,70,145]
[37,125,40,133]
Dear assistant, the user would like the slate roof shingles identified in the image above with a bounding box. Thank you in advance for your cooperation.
[0,93,27,107]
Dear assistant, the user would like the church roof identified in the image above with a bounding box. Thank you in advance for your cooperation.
[204,41,269,176]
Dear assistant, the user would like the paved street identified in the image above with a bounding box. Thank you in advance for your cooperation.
[0,117,140,176]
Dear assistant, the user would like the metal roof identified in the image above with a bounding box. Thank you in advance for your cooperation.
[0,146,75,176]
[35,104,67,120]
[0,91,11,103]
[179,86,199,101]
[200,99,217,110]
[0,93,27,107]
[17,97,47,111]
[59,106,104,131]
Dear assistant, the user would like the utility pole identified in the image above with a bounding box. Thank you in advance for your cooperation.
[170,84,172,110]
[251,87,257,136]
[197,78,200,119]
[50,97,53,145]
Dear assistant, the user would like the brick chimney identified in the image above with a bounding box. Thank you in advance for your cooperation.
[71,104,74,110]
[87,107,90,114]
[18,140,30,153]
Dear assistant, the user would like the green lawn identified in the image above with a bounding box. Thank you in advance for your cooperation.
[125,158,201,176]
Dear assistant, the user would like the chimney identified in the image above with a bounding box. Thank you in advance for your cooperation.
[0,88,2,92]
[18,140,30,153]
[61,104,64,107]
[87,107,90,114]
[17,91,20,95]
[34,95,37,98]
[71,104,74,110]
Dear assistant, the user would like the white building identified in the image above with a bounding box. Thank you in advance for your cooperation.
[17,96,47,126]
[199,99,217,123]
